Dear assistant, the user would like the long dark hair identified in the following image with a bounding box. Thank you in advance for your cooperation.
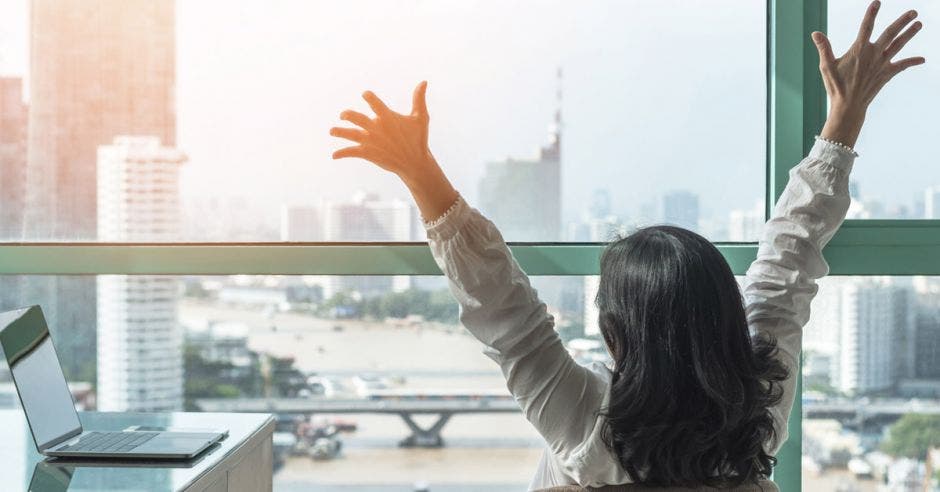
[596,225,788,487]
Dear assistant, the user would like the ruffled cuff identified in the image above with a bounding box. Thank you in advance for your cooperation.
[809,137,857,172]
[423,194,473,241]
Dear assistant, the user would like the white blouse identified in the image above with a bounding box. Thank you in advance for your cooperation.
[423,139,856,489]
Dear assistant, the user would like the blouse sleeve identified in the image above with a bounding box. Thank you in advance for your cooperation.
[425,196,608,462]
[742,138,856,454]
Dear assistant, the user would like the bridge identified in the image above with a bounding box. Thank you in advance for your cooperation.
[195,396,940,447]
[196,397,521,447]
[804,399,940,430]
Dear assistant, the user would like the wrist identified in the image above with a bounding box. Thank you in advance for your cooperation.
[821,104,866,148]
[400,155,460,223]
[400,154,447,192]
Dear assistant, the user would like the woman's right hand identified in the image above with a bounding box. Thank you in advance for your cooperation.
[813,0,926,147]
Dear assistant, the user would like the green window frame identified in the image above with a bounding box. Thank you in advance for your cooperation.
[0,1,935,490]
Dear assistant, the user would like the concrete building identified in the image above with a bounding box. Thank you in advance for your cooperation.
[96,136,186,411]
[323,192,416,298]
[914,297,940,379]
[836,280,913,395]
[662,190,700,233]
[0,77,27,239]
[925,186,940,219]
[728,201,764,242]
[0,78,29,325]
[281,205,322,241]
[22,0,177,385]
[26,0,176,239]
[478,73,562,242]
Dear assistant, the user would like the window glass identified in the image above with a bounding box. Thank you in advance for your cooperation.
[802,276,940,491]
[827,1,938,219]
[0,274,604,490]
[0,0,765,242]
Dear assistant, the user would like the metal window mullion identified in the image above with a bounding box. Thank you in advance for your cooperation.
[769,0,826,491]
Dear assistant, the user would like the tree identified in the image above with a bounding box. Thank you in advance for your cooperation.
[881,414,940,459]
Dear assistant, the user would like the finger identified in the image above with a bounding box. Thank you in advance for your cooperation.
[362,91,393,117]
[889,56,927,75]
[340,110,375,131]
[332,145,384,161]
[883,21,922,59]
[812,32,837,68]
[329,127,367,144]
[857,0,880,43]
[876,9,918,47]
[411,81,428,118]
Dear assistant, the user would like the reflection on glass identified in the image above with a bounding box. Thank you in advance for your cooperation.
[0,306,81,451]
[29,461,173,492]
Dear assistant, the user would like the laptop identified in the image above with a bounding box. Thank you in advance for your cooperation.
[0,305,227,459]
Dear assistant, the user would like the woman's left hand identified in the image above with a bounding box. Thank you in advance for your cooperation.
[813,1,926,147]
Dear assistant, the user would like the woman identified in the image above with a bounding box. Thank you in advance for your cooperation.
[329,2,925,488]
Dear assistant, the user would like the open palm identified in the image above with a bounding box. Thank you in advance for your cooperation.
[330,81,436,181]
[813,0,926,146]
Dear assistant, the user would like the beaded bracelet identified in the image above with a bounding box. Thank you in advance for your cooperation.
[815,135,859,157]
[423,193,463,229]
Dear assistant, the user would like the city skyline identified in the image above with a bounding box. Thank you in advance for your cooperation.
[0,0,768,236]
[0,1,938,489]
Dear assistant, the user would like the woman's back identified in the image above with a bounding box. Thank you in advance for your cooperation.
[419,142,854,487]
[327,3,924,485]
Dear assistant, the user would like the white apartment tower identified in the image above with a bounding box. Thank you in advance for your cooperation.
[836,280,912,395]
[96,136,186,411]
[323,192,416,297]
[925,186,940,219]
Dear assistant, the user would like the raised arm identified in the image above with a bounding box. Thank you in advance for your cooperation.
[330,82,459,223]
[330,84,607,466]
[744,0,925,454]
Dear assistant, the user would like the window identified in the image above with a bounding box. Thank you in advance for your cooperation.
[827,0,938,219]
[0,0,765,243]
[2,1,936,491]
[0,274,605,489]
[802,276,940,491]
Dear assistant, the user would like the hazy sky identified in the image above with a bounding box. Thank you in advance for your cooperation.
[0,0,935,231]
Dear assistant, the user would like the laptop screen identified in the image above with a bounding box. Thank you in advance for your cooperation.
[0,307,82,450]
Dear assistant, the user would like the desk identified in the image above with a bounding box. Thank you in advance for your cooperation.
[0,410,275,492]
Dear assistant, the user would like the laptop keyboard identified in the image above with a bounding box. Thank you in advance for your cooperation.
[59,431,158,453]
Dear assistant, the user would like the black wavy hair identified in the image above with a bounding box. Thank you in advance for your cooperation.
[596,225,789,488]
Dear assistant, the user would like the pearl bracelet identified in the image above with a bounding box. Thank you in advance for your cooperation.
[815,135,859,157]
[423,193,463,229]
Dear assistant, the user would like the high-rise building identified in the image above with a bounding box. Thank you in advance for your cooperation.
[323,192,416,298]
[662,191,700,233]
[583,277,601,337]
[26,0,176,239]
[0,78,29,322]
[579,203,624,338]
[728,201,764,242]
[96,136,185,411]
[914,297,940,379]
[479,72,562,242]
[23,0,177,385]
[0,77,27,239]
[281,205,322,241]
[925,186,940,219]
[835,280,913,395]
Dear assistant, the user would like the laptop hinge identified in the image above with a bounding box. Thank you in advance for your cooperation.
[39,427,83,453]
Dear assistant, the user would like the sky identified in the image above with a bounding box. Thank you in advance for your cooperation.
[0,0,935,234]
